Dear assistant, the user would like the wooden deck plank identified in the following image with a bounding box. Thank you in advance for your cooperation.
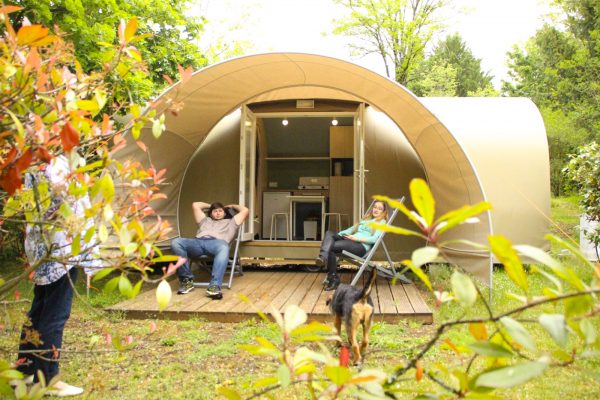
[403,283,432,314]
[279,273,319,310]
[270,272,308,311]
[298,272,328,313]
[253,272,305,312]
[389,283,414,314]
[104,270,432,324]
[224,271,280,311]
[234,272,291,314]
[376,278,398,316]
[211,271,278,313]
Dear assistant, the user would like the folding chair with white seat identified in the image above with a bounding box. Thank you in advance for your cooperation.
[190,219,244,290]
[340,197,412,286]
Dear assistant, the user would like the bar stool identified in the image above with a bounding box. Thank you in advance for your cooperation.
[321,212,348,238]
[270,212,290,240]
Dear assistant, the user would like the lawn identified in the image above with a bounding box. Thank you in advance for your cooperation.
[1,196,599,399]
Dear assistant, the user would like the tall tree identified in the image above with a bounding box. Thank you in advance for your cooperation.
[409,33,496,96]
[332,0,448,86]
[8,0,207,99]
[503,0,599,194]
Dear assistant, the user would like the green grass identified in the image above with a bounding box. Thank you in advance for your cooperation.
[1,196,598,399]
[550,195,581,244]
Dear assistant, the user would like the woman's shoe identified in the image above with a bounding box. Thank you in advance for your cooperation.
[324,274,340,291]
[45,381,84,397]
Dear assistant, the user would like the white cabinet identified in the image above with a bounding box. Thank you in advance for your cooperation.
[262,192,291,239]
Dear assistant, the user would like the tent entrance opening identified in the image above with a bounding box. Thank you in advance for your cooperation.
[250,113,357,241]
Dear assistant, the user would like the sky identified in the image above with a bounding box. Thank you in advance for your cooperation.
[194,0,556,89]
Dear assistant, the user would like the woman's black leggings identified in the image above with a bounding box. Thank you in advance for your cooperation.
[319,230,367,274]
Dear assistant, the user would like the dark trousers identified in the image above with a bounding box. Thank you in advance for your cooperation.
[319,231,366,274]
[17,268,77,383]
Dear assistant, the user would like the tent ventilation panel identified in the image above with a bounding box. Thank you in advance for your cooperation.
[296,99,314,109]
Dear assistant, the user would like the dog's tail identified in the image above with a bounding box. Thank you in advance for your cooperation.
[359,268,377,302]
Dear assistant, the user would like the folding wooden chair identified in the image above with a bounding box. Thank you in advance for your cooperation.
[190,211,244,289]
[340,197,412,286]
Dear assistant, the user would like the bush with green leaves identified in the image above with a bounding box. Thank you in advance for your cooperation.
[221,178,600,399]
[564,142,600,251]
[0,6,186,396]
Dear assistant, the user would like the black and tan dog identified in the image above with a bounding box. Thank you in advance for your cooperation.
[326,268,377,365]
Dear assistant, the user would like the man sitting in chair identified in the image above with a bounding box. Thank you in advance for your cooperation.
[171,201,249,299]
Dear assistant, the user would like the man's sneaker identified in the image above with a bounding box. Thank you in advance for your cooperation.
[177,279,194,295]
[206,285,223,300]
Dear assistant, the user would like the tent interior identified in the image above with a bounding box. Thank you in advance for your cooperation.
[177,98,427,257]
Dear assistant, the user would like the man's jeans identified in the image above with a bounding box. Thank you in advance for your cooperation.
[17,267,77,383]
[171,237,230,287]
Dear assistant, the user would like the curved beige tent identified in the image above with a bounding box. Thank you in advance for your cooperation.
[118,53,550,286]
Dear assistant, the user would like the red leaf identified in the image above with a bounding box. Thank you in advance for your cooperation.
[177,65,193,84]
[0,168,22,195]
[415,360,423,381]
[135,140,147,152]
[162,74,174,86]
[14,290,20,300]
[60,122,79,152]
[15,149,33,172]
[0,147,17,169]
[339,346,350,367]
[36,147,52,163]
[24,47,41,75]
[52,345,59,359]
[102,114,111,135]
[0,5,23,14]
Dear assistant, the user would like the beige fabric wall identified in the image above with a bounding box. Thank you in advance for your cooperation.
[420,98,550,251]
[115,130,195,230]
[178,110,241,237]
[363,106,428,260]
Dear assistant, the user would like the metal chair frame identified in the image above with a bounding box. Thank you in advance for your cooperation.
[340,197,412,286]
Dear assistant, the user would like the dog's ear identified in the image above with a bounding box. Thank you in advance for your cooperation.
[325,295,333,306]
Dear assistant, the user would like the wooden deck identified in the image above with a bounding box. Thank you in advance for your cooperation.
[106,270,433,324]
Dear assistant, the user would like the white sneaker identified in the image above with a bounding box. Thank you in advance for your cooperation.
[45,381,84,397]
[9,374,34,386]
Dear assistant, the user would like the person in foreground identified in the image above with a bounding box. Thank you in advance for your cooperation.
[171,201,249,299]
[17,156,98,397]
[316,200,388,291]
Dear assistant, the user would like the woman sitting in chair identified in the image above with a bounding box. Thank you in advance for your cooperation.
[316,200,389,291]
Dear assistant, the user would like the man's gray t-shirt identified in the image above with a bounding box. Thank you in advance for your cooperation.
[196,218,238,243]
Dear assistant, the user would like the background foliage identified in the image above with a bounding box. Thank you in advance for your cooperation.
[7,0,206,100]
[503,0,599,196]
